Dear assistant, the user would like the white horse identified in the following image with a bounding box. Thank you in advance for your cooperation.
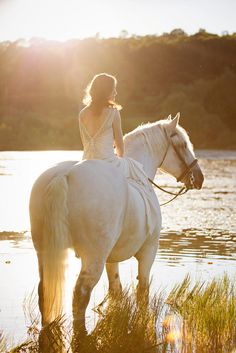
[29,114,203,332]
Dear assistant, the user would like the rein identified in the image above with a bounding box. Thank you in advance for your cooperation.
[148,127,198,206]
[148,178,188,206]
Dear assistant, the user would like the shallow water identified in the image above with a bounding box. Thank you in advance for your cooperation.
[0,150,236,345]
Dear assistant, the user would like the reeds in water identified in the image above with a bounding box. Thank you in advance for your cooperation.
[167,275,236,352]
[7,275,236,353]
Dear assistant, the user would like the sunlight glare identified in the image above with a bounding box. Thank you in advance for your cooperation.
[1,0,114,41]
[0,151,81,231]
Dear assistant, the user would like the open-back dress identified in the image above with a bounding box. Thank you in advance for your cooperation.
[79,107,159,236]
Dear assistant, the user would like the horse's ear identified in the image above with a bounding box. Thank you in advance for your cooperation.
[169,114,179,130]
[175,112,180,120]
[167,114,172,121]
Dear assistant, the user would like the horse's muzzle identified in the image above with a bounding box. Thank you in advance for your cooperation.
[186,164,204,190]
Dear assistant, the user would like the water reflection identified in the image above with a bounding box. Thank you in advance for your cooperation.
[159,228,236,265]
[1,227,236,266]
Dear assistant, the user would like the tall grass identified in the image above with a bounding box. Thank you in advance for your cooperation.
[167,275,236,353]
[7,275,236,353]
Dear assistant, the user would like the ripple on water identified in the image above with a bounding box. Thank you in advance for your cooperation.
[159,228,236,264]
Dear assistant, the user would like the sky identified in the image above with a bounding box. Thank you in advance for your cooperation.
[0,0,235,42]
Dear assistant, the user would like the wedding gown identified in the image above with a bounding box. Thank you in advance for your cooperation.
[79,107,159,236]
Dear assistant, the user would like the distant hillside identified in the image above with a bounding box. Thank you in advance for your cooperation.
[0,30,236,150]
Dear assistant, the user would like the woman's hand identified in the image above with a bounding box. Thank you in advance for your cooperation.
[112,110,124,157]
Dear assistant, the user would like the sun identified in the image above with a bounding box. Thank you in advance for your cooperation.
[0,0,117,41]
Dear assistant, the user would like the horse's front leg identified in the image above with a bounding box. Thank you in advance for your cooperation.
[106,262,122,296]
[135,241,158,304]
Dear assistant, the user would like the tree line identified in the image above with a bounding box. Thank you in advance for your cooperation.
[0,30,236,150]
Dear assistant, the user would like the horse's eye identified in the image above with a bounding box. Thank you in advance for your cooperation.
[184,142,187,149]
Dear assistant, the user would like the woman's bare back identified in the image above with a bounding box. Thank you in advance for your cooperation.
[79,107,110,138]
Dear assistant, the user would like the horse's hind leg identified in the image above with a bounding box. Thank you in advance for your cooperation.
[135,241,158,303]
[72,257,105,334]
[106,262,122,295]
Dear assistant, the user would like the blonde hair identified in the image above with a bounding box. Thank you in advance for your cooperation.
[83,73,122,115]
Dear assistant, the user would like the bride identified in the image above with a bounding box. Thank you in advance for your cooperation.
[78,73,159,237]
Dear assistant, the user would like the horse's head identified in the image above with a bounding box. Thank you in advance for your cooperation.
[159,113,204,190]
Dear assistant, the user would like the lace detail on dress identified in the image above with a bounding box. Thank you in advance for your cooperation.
[79,108,115,160]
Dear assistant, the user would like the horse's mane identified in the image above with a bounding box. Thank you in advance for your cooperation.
[124,120,163,139]
[124,119,194,153]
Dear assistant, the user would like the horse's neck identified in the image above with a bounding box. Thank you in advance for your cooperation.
[124,125,167,180]
[125,141,155,178]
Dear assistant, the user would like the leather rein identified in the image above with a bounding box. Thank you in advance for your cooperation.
[148,127,198,206]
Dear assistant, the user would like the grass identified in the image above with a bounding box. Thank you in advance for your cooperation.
[5,275,236,353]
[167,275,236,352]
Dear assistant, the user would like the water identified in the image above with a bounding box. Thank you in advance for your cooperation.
[0,150,236,345]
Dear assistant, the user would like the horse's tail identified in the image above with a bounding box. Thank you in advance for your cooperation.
[41,174,70,324]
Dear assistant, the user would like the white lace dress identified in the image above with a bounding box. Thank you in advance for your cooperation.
[79,107,159,236]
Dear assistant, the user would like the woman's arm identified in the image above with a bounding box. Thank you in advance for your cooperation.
[112,110,124,157]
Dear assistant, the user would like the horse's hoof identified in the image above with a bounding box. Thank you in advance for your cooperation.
[72,326,88,353]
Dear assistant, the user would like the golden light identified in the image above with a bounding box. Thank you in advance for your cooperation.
[1,0,236,42]
[0,151,82,231]
[0,0,121,41]
[166,329,182,344]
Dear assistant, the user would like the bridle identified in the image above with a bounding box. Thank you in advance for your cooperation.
[161,127,198,183]
[148,127,198,206]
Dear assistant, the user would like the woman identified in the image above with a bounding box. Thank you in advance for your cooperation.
[79,73,148,182]
[78,73,158,236]
[79,73,124,159]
